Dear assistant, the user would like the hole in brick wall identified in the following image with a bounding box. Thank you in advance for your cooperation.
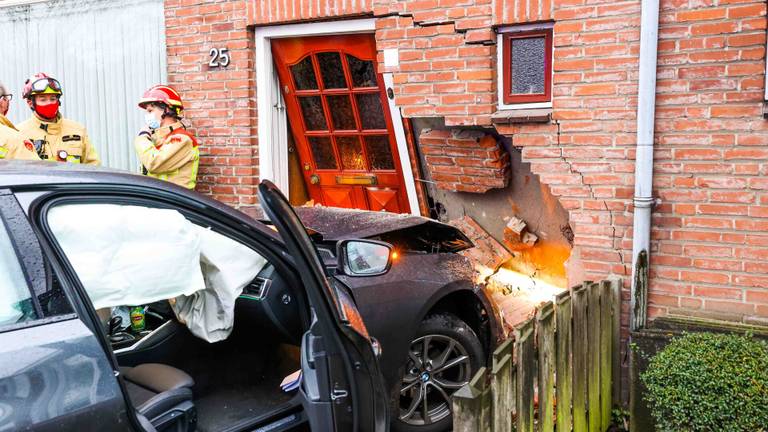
[411,119,573,306]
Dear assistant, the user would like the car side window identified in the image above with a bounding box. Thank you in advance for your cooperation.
[0,192,75,331]
[0,217,38,327]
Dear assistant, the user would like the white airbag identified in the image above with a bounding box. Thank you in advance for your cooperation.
[48,205,206,310]
[48,204,267,342]
[172,226,267,342]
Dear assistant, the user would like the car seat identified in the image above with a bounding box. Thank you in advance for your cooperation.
[121,363,197,432]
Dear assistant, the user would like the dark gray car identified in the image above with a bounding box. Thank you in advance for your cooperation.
[0,162,500,432]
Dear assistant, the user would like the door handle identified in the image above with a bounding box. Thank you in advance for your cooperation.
[310,174,320,185]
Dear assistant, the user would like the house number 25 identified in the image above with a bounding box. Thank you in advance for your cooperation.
[208,48,230,68]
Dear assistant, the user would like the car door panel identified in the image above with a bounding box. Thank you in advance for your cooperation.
[259,180,389,432]
[0,191,133,432]
[0,318,132,431]
[9,180,386,432]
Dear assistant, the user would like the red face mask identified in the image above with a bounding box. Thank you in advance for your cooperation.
[35,101,59,120]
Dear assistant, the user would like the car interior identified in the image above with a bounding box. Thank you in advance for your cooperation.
[46,203,314,432]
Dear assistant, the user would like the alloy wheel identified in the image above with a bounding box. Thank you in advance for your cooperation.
[398,334,473,426]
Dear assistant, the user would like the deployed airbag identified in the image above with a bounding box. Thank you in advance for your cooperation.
[48,204,267,342]
[172,226,267,342]
[48,205,206,309]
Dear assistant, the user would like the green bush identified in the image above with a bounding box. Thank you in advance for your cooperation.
[640,332,768,431]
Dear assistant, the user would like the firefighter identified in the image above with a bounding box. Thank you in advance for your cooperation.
[134,85,199,190]
[0,125,41,161]
[17,73,100,165]
[0,81,15,129]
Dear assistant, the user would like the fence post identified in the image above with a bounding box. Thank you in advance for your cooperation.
[588,282,602,431]
[611,277,622,406]
[600,280,614,431]
[572,283,589,432]
[492,338,515,432]
[555,290,573,432]
[537,302,556,432]
[480,368,493,432]
[452,367,488,431]
[515,317,535,432]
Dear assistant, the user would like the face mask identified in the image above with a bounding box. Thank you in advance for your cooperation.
[144,111,161,130]
[35,101,59,120]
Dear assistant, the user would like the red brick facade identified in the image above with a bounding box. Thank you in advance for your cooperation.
[420,129,510,192]
[165,0,257,207]
[164,0,768,326]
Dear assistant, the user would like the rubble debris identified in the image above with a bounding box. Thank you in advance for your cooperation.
[450,215,565,336]
[522,232,538,247]
[449,215,513,276]
[503,216,527,244]
[503,215,539,251]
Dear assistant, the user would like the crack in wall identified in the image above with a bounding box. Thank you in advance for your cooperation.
[552,120,627,276]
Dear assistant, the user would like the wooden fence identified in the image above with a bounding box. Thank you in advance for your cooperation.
[452,279,622,432]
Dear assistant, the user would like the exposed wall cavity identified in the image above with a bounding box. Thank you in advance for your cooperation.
[411,118,573,289]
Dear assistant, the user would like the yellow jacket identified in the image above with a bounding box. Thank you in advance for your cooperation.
[0,124,40,160]
[17,114,100,165]
[134,121,199,190]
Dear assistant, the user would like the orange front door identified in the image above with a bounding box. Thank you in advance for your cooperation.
[272,34,410,213]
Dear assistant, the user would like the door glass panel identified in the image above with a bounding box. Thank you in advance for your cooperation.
[356,93,387,130]
[291,56,318,91]
[337,136,366,170]
[317,52,347,89]
[511,36,546,94]
[0,219,36,327]
[364,136,395,170]
[299,96,327,131]
[346,55,377,88]
[308,136,337,169]
[326,95,356,130]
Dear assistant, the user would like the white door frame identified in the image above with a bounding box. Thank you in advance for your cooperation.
[254,19,420,215]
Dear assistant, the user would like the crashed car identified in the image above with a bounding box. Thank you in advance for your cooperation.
[0,162,501,432]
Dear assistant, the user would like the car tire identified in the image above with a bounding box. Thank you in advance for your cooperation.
[391,313,484,432]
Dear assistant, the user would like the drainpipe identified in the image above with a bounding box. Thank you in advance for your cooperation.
[630,0,660,331]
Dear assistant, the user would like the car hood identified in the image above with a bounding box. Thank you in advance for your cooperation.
[294,206,473,253]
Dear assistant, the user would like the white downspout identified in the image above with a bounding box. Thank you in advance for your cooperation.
[630,0,660,331]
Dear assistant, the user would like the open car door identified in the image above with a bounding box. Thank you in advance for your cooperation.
[258,180,389,432]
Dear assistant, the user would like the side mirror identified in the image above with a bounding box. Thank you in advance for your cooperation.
[337,239,394,277]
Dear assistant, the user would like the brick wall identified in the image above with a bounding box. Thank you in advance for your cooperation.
[373,1,498,126]
[495,0,768,325]
[165,0,258,207]
[648,0,768,324]
[247,0,372,25]
[420,129,510,192]
[493,0,643,331]
[165,0,768,325]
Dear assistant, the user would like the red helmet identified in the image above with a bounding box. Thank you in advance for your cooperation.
[23,73,62,99]
[138,85,184,117]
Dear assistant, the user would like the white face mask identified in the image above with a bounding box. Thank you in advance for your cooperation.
[144,111,161,130]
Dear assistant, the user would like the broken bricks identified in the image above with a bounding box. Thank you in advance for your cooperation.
[503,216,539,251]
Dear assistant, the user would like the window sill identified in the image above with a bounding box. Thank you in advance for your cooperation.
[491,108,552,125]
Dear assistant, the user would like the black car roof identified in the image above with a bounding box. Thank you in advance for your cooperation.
[0,161,281,241]
[0,160,154,187]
